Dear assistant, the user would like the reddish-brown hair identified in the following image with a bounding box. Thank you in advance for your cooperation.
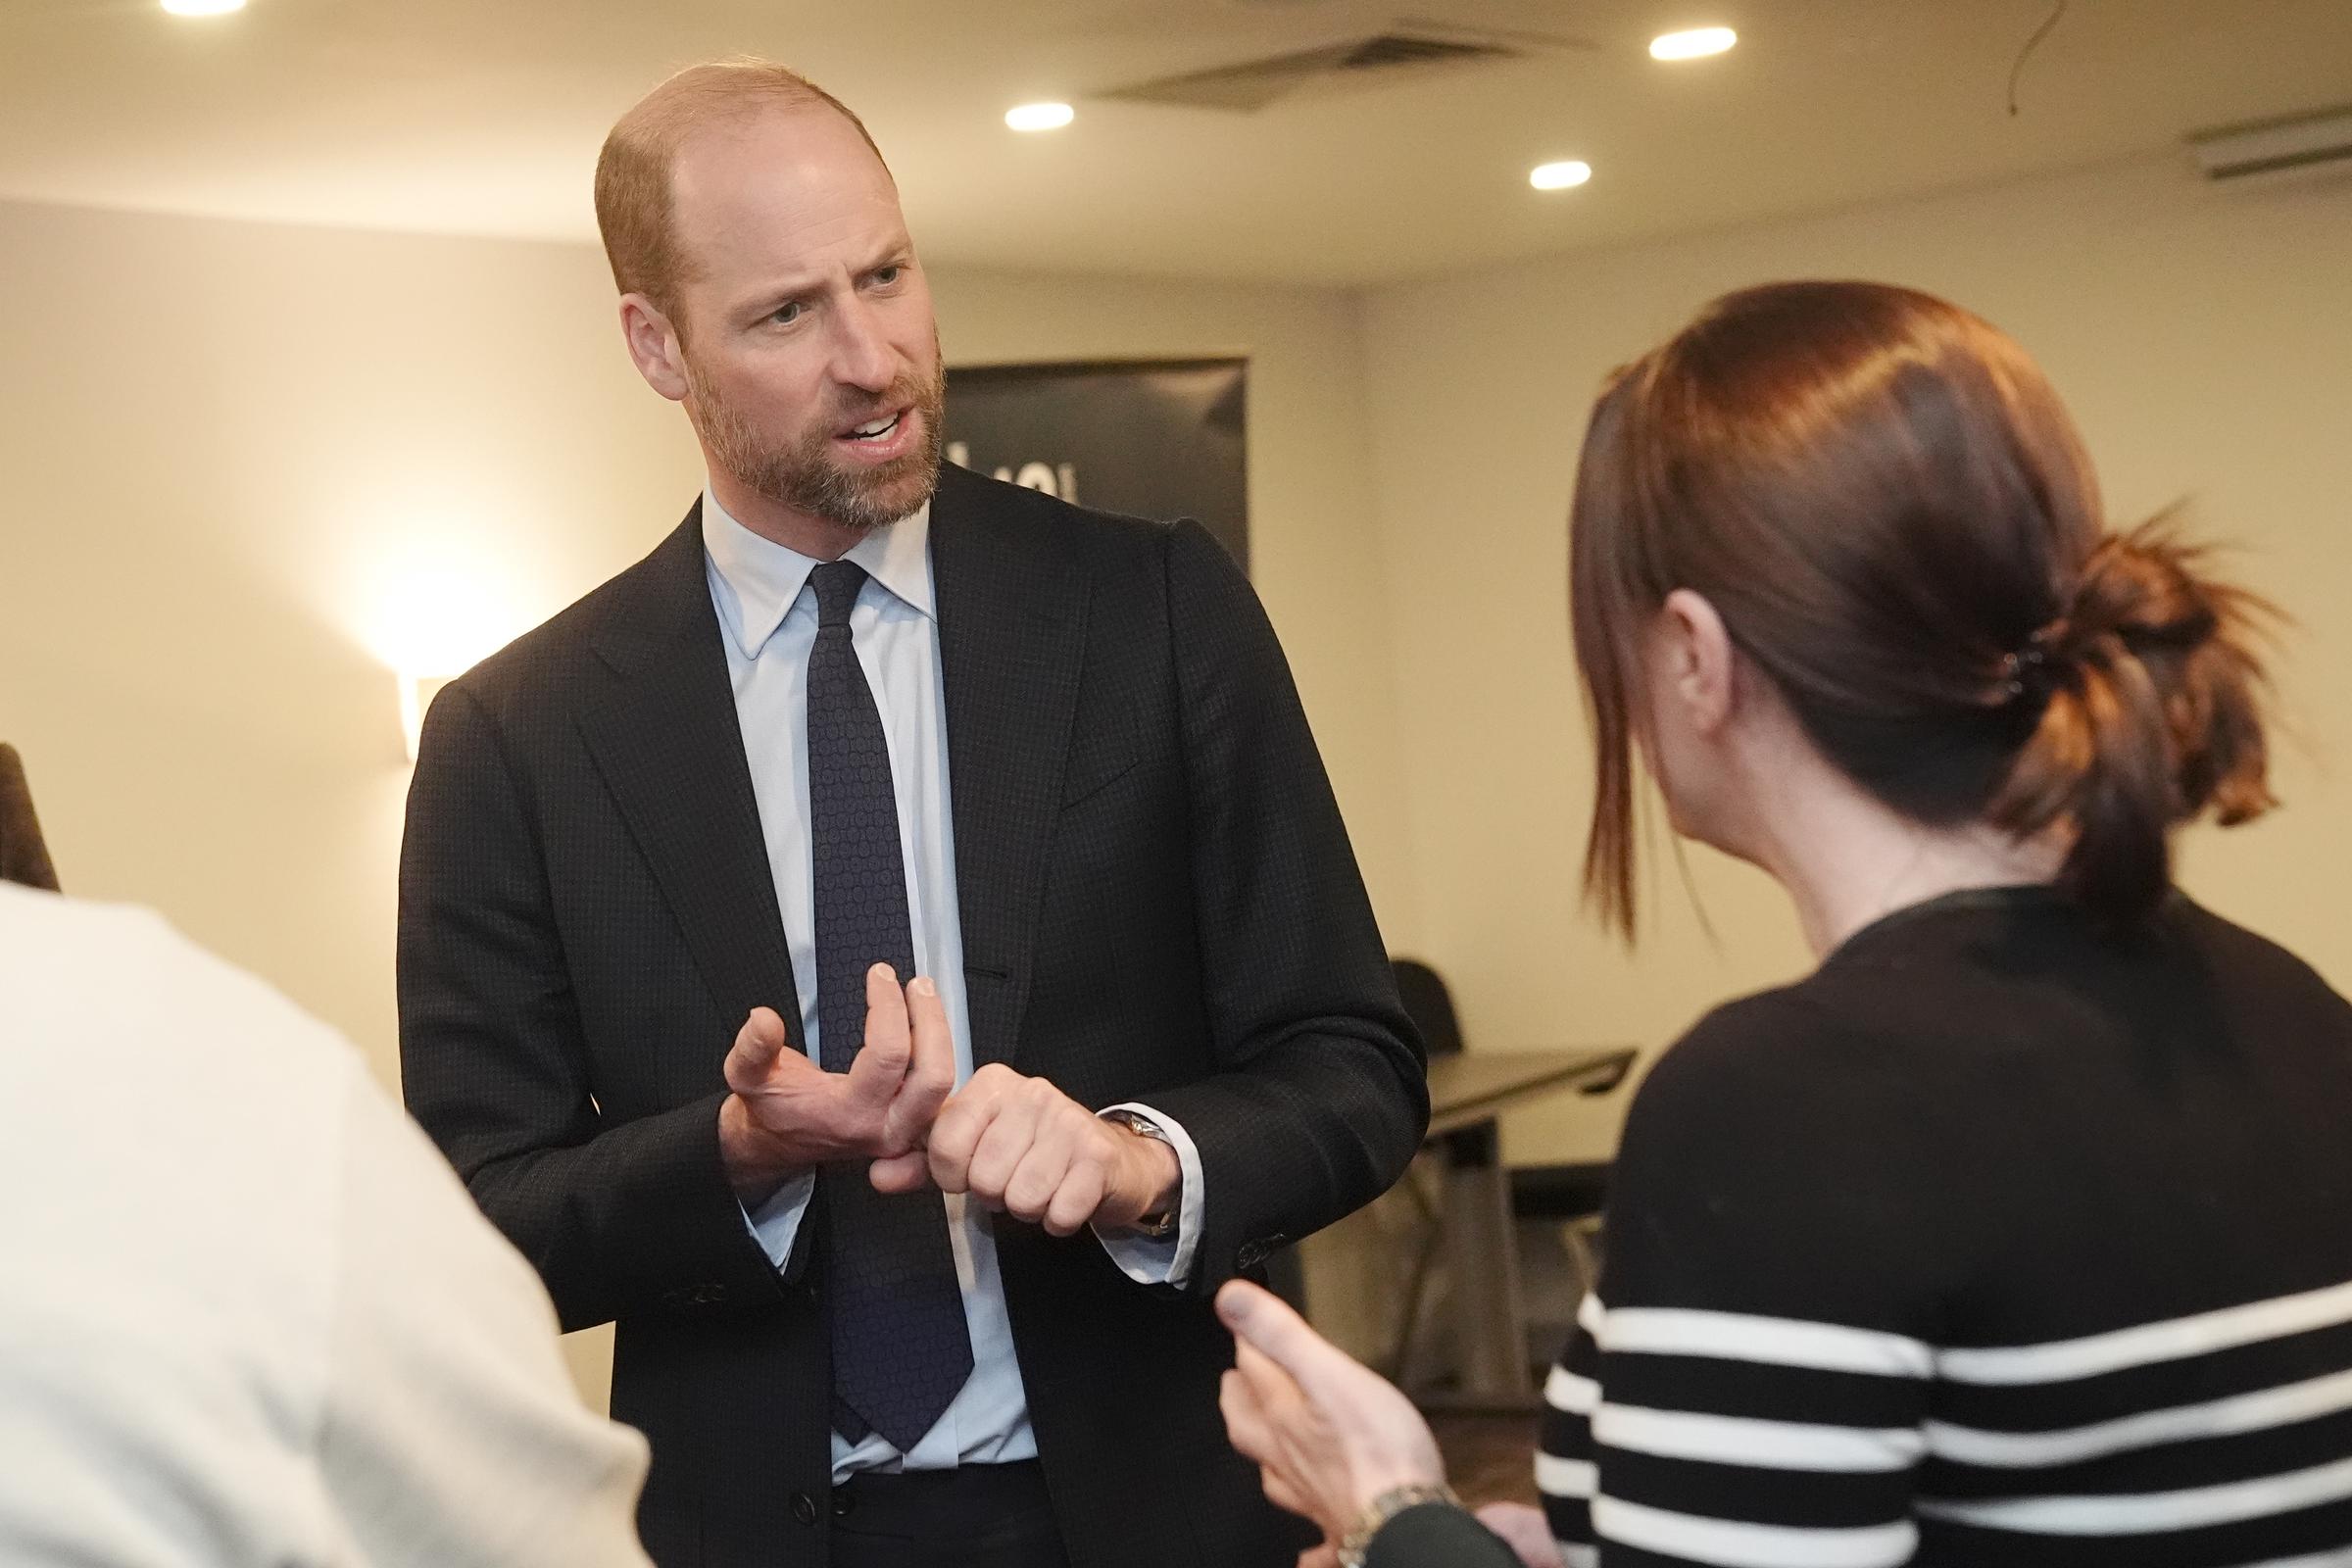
[1571,280,2275,935]
[593,58,889,321]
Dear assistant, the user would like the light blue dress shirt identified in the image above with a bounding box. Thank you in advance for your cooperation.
[700,487,1205,1480]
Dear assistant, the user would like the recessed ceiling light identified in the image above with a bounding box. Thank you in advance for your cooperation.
[162,0,246,13]
[1005,102,1075,133]
[1530,160,1592,191]
[1650,26,1737,61]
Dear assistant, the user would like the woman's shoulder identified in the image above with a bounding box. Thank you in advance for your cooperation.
[1642,982,1892,1104]
[1623,972,1979,1191]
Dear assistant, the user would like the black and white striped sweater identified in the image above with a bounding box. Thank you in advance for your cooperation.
[1538,886,2352,1568]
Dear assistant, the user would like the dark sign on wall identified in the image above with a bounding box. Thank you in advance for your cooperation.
[942,358,1250,571]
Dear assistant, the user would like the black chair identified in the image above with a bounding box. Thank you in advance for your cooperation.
[1387,957,1626,1385]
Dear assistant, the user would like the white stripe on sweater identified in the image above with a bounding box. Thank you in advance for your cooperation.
[1927,1365,2352,1468]
[1596,1403,1925,1473]
[1536,1453,1597,1498]
[1545,1364,1600,1415]
[1917,1452,2352,1536]
[1592,1495,1917,1568]
[1936,1278,2352,1387]
[1597,1306,1935,1380]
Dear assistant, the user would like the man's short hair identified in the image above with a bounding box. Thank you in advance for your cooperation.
[593,58,889,321]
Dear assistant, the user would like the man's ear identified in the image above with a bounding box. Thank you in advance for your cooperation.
[1659,587,1738,738]
[618,293,690,403]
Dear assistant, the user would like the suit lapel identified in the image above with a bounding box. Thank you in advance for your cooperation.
[577,504,803,1046]
[931,466,1090,1069]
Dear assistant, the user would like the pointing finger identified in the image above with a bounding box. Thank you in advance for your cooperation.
[882,976,956,1151]
[844,962,912,1107]
[1218,1281,1350,1402]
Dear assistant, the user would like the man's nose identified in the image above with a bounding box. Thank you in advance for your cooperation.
[830,296,897,394]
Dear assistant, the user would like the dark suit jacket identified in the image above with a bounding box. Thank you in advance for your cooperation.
[397,463,1428,1568]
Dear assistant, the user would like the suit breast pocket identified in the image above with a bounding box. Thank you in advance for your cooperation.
[1060,712,1143,810]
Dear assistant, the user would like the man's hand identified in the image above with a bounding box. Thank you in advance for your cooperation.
[874,1062,1179,1237]
[716,963,955,1201]
[1215,1280,1446,1548]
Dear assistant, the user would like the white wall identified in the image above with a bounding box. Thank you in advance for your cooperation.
[0,198,703,1070]
[1356,152,2352,1165]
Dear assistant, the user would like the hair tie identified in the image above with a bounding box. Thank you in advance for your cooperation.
[2001,625,2060,703]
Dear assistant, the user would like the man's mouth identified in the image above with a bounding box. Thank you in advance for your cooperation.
[842,410,905,443]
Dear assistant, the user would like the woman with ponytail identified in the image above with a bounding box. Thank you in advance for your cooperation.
[1213,282,2352,1568]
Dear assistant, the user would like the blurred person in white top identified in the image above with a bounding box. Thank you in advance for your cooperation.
[0,881,653,1567]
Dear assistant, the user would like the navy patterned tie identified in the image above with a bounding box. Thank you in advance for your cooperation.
[806,560,974,1449]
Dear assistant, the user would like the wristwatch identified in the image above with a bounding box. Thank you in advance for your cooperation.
[1338,1483,1462,1568]
[1100,1108,1179,1238]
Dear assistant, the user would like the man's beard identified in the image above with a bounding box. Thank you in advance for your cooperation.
[687,356,946,534]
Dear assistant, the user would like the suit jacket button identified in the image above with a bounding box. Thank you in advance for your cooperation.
[791,1492,818,1526]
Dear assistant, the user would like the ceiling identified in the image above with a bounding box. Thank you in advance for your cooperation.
[4,0,2349,286]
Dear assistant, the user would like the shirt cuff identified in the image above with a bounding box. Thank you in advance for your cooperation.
[1092,1102,1203,1289]
[739,1169,817,1271]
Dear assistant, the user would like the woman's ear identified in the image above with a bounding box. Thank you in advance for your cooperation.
[1658,588,1738,738]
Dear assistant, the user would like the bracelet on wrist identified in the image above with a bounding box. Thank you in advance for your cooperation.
[1337,1482,1460,1568]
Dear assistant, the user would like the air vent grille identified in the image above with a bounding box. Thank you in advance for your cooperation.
[1101,27,1538,113]
[1339,33,1514,71]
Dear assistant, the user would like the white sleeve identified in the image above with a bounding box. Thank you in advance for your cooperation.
[317,1072,654,1568]
[1091,1102,1205,1289]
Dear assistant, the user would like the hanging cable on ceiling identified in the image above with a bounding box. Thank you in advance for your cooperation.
[2008,0,2070,117]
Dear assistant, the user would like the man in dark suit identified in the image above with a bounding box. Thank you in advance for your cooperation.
[398,58,1426,1568]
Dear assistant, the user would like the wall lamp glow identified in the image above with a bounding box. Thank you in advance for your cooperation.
[1005,102,1075,132]
[1530,160,1593,191]
[1650,26,1737,61]
[399,675,455,763]
[162,0,247,15]
[370,566,517,763]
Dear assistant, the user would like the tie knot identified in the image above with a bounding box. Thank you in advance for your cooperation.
[810,561,868,629]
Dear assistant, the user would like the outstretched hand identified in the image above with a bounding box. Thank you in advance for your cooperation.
[716,963,956,1200]
[1215,1280,1446,1549]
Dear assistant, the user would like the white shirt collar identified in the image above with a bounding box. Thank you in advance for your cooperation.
[700,483,935,659]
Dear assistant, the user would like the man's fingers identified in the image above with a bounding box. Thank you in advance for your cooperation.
[961,1090,1045,1204]
[907,974,955,1090]
[1298,1545,1341,1568]
[926,1068,1011,1194]
[722,1006,791,1092]
[1002,1138,1078,1225]
[1040,1158,1105,1237]
[881,976,956,1151]
[843,963,913,1105]
[867,1150,931,1194]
